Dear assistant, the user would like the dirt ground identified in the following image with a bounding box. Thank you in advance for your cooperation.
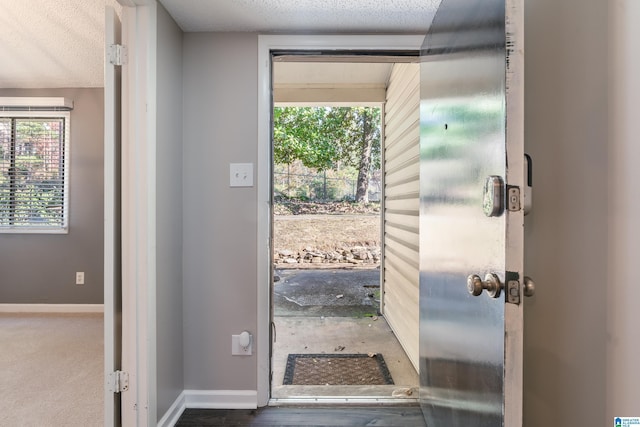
[274,214,380,253]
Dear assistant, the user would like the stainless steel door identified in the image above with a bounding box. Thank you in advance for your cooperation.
[419,0,525,424]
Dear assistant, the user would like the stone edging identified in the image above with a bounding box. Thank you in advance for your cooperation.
[274,246,380,266]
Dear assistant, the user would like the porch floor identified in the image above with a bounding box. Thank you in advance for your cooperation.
[271,268,419,400]
[272,316,419,400]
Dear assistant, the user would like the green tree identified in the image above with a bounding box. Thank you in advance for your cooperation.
[273,106,380,202]
[329,107,380,202]
[273,107,339,197]
[273,107,338,170]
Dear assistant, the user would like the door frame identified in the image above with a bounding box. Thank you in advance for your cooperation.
[256,34,424,406]
[107,1,158,425]
[104,5,121,426]
[122,2,158,425]
[503,1,526,423]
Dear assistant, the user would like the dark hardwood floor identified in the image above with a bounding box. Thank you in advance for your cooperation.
[175,406,427,427]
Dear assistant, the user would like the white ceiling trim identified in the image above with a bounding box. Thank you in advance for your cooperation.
[274,83,387,89]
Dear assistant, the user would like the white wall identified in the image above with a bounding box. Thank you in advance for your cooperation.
[607,0,640,419]
[182,32,259,392]
[155,2,184,419]
[523,0,608,424]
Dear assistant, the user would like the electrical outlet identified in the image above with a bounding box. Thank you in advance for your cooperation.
[76,272,85,285]
[231,334,252,356]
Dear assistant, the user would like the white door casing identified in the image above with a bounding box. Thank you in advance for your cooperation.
[257,34,425,406]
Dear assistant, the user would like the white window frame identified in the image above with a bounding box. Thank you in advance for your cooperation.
[0,109,71,234]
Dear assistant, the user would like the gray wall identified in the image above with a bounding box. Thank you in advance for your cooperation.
[0,88,103,304]
[155,3,184,419]
[608,0,640,418]
[182,32,258,390]
[176,2,637,421]
[523,0,608,424]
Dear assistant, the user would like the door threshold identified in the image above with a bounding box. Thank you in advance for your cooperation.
[269,396,419,406]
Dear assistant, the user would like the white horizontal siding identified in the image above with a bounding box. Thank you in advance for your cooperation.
[385,197,420,212]
[382,63,420,372]
[385,223,419,249]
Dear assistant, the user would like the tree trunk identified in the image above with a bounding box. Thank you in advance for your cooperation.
[355,112,373,203]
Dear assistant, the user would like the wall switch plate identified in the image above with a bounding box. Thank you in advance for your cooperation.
[229,163,253,187]
[231,334,252,356]
[76,272,85,285]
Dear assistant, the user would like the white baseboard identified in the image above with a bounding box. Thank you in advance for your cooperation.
[157,390,257,426]
[0,304,104,313]
[185,389,258,409]
[158,391,186,427]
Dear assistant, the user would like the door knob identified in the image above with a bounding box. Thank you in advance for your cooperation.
[467,273,502,298]
[523,276,535,297]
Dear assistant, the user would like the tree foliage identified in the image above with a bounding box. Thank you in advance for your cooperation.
[273,107,337,171]
[273,106,381,201]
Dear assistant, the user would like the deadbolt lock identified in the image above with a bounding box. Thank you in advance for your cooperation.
[467,273,502,298]
[483,176,504,217]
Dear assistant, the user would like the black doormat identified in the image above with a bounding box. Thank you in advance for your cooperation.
[283,354,394,386]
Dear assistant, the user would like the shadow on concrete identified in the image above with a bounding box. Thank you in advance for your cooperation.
[274,268,380,317]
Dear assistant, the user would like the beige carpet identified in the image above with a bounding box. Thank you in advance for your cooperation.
[0,313,103,427]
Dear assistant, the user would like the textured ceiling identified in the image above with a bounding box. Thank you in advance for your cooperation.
[0,0,122,88]
[160,0,439,33]
[0,0,438,89]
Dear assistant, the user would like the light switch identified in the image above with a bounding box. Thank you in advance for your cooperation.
[229,163,253,187]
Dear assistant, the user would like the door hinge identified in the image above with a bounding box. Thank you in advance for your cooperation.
[107,370,129,393]
[108,44,128,66]
[507,186,520,212]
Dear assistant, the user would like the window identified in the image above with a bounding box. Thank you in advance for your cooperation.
[0,110,70,233]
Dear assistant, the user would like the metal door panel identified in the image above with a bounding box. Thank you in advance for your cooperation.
[419,0,524,424]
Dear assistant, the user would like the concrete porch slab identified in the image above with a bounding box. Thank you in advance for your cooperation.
[272,316,419,400]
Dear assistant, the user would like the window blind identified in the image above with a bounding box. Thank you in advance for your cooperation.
[0,115,69,231]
